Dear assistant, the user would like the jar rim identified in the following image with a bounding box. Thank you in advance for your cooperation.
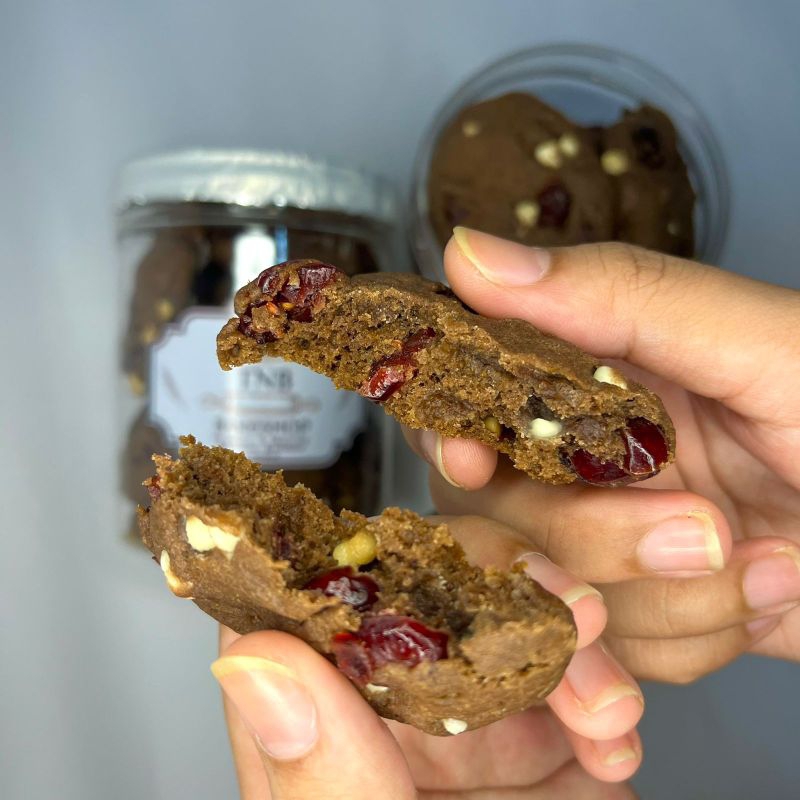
[118,149,399,224]
[410,43,730,279]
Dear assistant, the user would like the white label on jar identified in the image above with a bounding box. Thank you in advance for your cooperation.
[149,308,367,469]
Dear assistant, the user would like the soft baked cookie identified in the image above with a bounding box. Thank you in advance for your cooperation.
[140,437,576,735]
[428,93,616,248]
[122,227,206,393]
[217,260,675,486]
[602,105,695,257]
[426,92,696,257]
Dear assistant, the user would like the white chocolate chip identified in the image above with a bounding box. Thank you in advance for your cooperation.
[534,139,563,169]
[139,324,158,345]
[366,683,390,694]
[528,418,563,439]
[514,200,540,228]
[156,298,175,321]
[159,550,193,597]
[211,526,241,556]
[593,365,629,390]
[185,516,216,552]
[667,220,680,236]
[185,515,241,557]
[334,530,378,568]
[558,132,581,158]
[442,718,468,735]
[127,372,145,396]
[462,120,482,137]
[601,149,630,176]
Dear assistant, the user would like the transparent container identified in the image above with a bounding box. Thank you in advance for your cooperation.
[116,150,400,539]
[411,43,730,282]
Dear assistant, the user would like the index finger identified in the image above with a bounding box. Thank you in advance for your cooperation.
[445,228,800,418]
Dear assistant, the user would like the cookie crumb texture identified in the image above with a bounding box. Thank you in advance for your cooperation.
[217,260,675,486]
[140,438,576,735]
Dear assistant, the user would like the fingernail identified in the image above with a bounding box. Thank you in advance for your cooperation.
[211,655,318,760]
[743,547,800,611]
[453,226,550,286]
[603,747,638,766]
[594,738,640,767]
[420,430,462,488]
[517,552,605,607]
[637,511,723,575]
[565,644,643,715]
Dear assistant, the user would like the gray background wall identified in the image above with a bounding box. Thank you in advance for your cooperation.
[1,1,798,798]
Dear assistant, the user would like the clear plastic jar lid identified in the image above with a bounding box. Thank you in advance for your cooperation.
[118,149,398,224]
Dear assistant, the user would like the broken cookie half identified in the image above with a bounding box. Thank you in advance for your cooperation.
[140,437,576,735]
[216,259,675,486]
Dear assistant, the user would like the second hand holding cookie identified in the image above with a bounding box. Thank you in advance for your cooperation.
[213,512,644,799]
[406,227,800,679]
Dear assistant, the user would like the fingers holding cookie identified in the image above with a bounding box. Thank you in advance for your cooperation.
[431,460,733,583]
[440,514,607,650]
[214,628,416,800]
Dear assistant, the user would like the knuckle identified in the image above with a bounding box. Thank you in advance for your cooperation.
[658,581,699,638]
[668,662,706,686]
[612,244,670,303]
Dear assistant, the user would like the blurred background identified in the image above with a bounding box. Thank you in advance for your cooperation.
[2,1,799,797]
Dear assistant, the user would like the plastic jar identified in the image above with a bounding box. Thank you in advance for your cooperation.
[411,43,730,282]
[116,150,400,538]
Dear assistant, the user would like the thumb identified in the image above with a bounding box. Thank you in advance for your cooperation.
[212,631,415,800]
[446,228,800,417]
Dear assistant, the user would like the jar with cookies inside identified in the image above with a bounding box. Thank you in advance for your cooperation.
[411,44,729,282]
[116,150,400,541]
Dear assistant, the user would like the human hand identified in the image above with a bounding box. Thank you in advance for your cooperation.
[405,228,800,681]
[212,515,644,798]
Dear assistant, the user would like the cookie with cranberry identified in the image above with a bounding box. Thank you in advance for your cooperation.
[217,260,675,486]
[602,105,695,257]
[427,92,616,248]
[140,437,576,735]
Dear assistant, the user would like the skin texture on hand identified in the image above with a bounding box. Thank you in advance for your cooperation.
[405,228,800,682]
[212,513,646,797]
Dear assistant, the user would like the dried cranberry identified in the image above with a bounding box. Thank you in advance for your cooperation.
[272,528,292,562]
[631,126,665,169]
[359,328,437,403]
[256,263,289,293]
[331,632,374,682]
[240,261,342,342]
[238,299,280,343]
[399,327,437,354]
[332,615,449,684]
[567,449,629,484]
[360,362,417,402]
[146,477,162,500]
[305,567,379,612]
[275,263,341,322]
[566,417,669,485]
[623,417,669,475]
[537,183,571,228]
